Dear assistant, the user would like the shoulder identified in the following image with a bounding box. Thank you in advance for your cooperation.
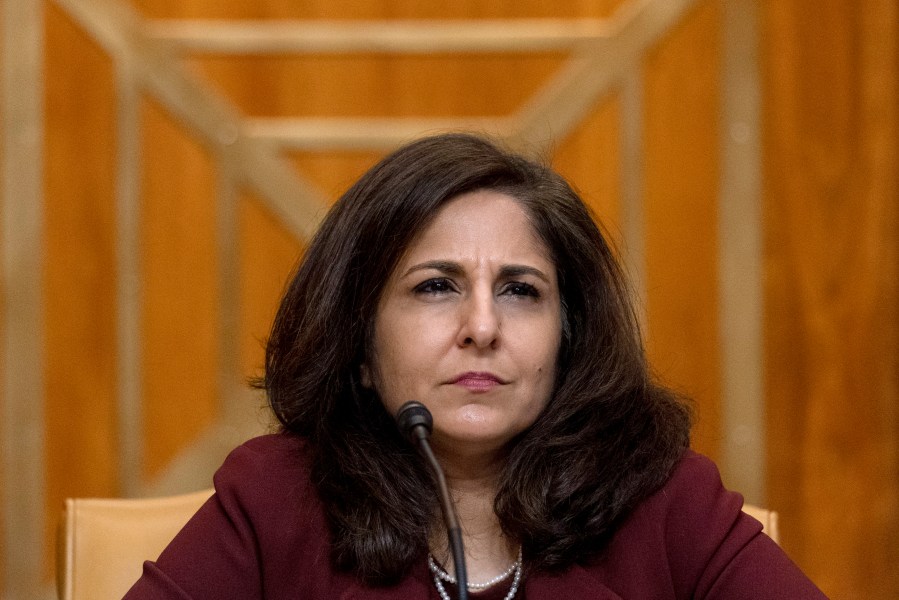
[611,450,744,532]
[126,432,333,599]
[214,432,312,482]
[630,450,760,593]
[590,450,751,589]
[651,449,747,542]
[203,433,332,594]
[590,450,827,599]
[212,432,318,513]
[527,451,743,598]
[210,432,327,556]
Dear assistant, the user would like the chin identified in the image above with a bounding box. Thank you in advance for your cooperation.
[433,422,521,452]
[431,405,534,449]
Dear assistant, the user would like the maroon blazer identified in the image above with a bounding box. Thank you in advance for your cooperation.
[124,433,827,599]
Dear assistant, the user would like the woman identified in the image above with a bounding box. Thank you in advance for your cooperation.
[125,133,826,599]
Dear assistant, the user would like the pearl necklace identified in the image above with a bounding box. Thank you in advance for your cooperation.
[428,547,522,599]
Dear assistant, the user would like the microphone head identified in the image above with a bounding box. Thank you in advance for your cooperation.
[395,401,433,443]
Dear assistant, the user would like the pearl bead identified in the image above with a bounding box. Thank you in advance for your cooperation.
[428,547,522,599]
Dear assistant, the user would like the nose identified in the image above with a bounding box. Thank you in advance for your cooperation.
[457,287,499,349]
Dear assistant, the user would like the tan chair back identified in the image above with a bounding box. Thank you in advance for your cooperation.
[57,488,213,600]
[56,490,778,599]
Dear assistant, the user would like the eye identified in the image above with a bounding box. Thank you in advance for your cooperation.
[413,277,457,295]
[501,281,540,298]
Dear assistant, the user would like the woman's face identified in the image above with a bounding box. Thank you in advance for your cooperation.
[365,189,562,457]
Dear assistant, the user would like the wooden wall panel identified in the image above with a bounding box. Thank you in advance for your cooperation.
[140,98,219,478]
[643,0,722,461]
[0,5,5,590]
[33,0,718,592]
[290,152,384,198]
[762,1,899,598]
[191,55,566,119]
[133,0,625,20]
[0,4,6,592]
[31,0,899,598]
[552,97,622,245]
[238,194,303,384]
[43,1,120,577]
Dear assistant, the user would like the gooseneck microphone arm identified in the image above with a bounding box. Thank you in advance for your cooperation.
[395,401,468,600]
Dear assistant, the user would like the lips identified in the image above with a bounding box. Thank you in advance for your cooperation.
[449,371,506,392]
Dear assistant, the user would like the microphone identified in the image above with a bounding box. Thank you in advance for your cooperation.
[396,400,433,444]
[395,401,468,600]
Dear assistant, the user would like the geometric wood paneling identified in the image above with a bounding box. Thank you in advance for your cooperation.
[2,0,47,596]
[643,0,723,469]
[140,97,219,479]
[762,1,899,598]
[11,0,774,597]
[14,0,898,598]
[718,0,765,505]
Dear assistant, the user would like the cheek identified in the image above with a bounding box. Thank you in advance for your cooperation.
[376,309,451,366]
[368,318,427,407]
[532,361,557,402]
[529,319,562,398]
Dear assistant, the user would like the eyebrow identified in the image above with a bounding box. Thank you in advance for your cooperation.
[401,260,551,284]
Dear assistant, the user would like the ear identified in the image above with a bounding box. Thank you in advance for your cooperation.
[360,363,373,388]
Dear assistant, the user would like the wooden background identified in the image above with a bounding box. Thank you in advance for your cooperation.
[1,0,897,598]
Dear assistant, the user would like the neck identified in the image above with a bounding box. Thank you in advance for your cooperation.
[429,446,518,586]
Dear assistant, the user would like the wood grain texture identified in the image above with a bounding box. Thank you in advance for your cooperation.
[0,1,45,592]
[35,0,711,591]
[762,1,899,598]
[552,96,622,245]
[131,0,625,20]
[0,24,4,588]
[36,1,899,598]
[642,0,722,462]
[238,194,303,384]
[190,54,565,119]
[140,97,219,478]
[43,2,120,577]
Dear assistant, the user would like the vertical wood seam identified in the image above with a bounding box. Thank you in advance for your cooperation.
[1,0,47,597]
[719,0,765,504]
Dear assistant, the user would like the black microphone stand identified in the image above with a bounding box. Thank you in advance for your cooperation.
[396,401,469,600]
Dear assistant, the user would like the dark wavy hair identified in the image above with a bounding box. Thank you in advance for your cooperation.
[262,133,691,584]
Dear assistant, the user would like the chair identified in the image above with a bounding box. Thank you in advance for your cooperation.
[57,488,213,600]
[56,490,779,599]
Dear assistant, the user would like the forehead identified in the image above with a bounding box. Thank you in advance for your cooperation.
[397,189,553,267]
